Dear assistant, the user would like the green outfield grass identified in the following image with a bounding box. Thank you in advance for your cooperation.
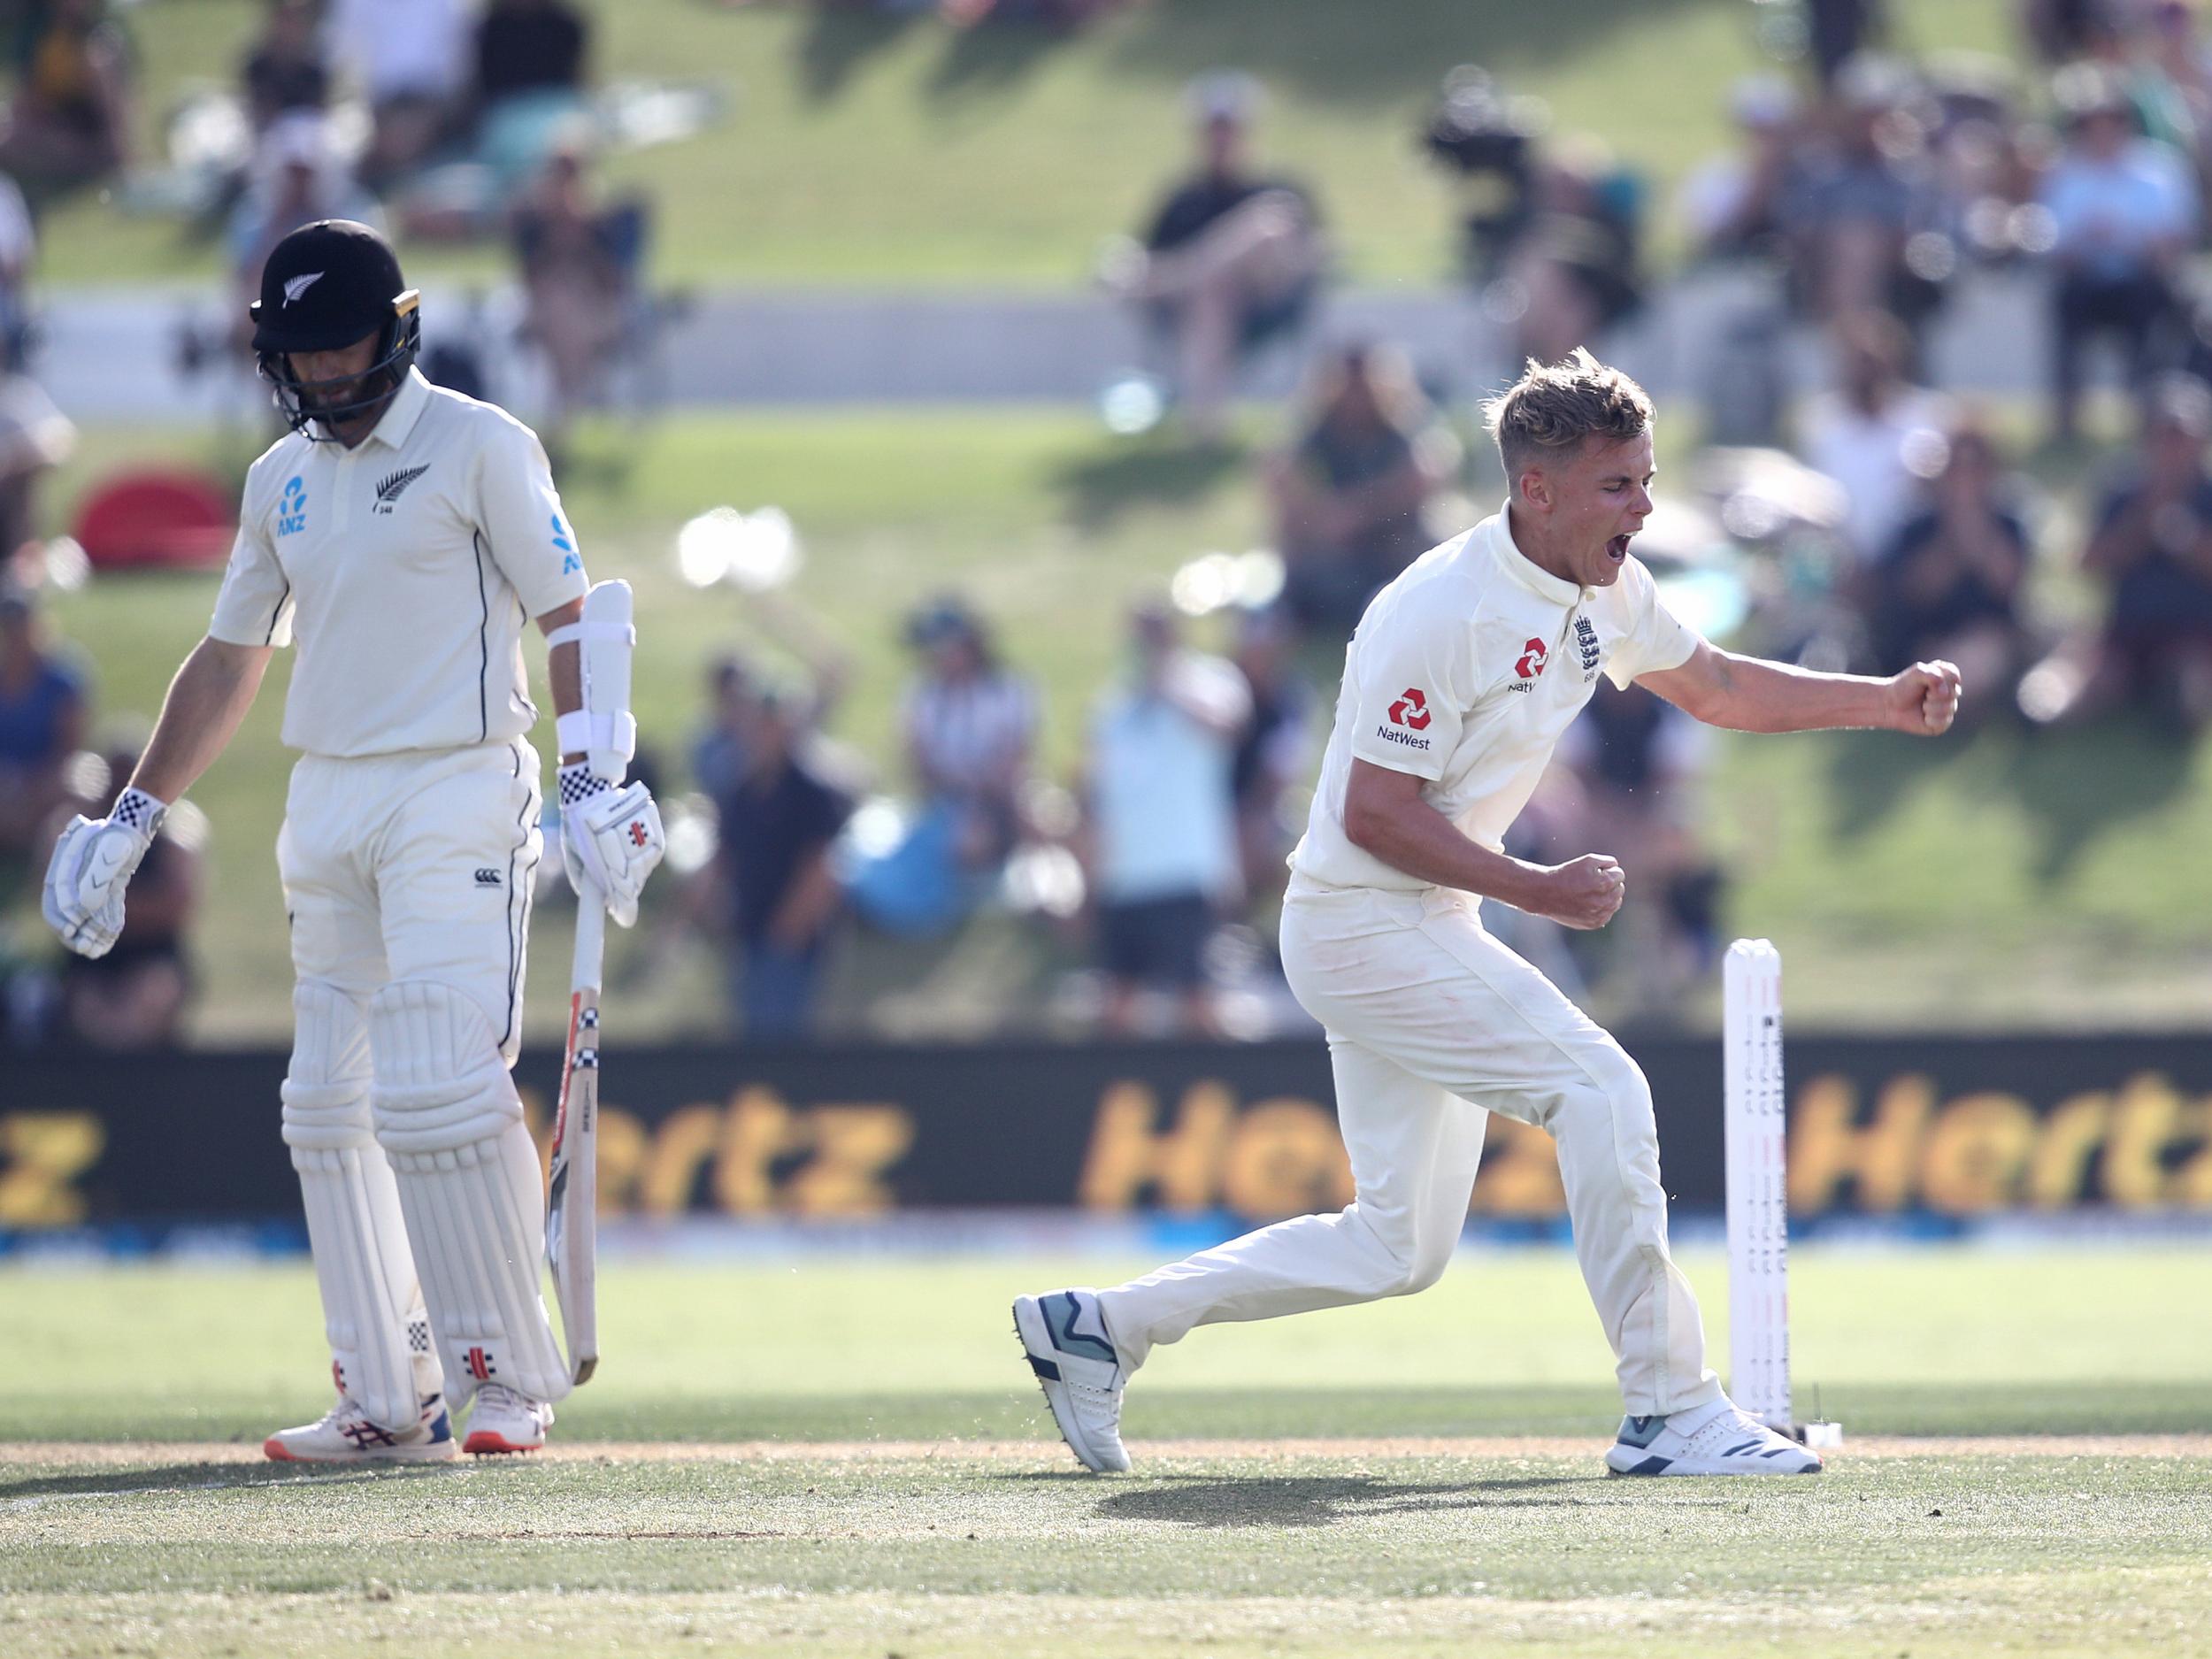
[3,1247,2206,1441]
[42,0,2019,290]
[4,1247,2208,1657]
[18,408,2212,1041]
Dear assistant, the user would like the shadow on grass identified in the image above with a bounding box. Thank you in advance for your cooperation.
[1819,725,1960,845]
[1820,716,2199,880]
[927,15,1072,103]
[0,1459,457,1503]
[1106,0,1717,107]
[1048,437,1248,531]
[794,8,929,103]
[1090,1471,1619,1530]
[1999,717,2198,882]
[795,0,1719,111]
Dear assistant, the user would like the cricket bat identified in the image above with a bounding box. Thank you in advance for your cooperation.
[547,895,604,1386]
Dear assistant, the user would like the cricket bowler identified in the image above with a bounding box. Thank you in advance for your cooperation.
[1018,349,1962,1477]
[42,220,666,1461]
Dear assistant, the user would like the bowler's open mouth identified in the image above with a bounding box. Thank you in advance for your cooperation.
[1607,534,1632,561]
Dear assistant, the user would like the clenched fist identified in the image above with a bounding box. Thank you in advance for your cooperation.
[1526,853,1626,931]
[1886,660,1962,736]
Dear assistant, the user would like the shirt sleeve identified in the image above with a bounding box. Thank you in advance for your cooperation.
[206,471,295,649]
[1606,558,1703,689]
[475,414,591,618]
[1345,607,1471,782]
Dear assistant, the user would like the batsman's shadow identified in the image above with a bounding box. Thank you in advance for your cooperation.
[1088,1472,1613,1530]
[0,1458,457,1504]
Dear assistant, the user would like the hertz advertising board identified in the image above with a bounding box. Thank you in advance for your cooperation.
[3,1035,2209,1238]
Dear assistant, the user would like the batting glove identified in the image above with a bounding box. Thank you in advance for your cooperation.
[42,787,168,958]
[558,763,665,927]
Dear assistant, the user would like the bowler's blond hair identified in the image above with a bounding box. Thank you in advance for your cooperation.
[1481,348,1653,488]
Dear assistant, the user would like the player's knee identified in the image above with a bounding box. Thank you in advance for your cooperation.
[280,979,373,1150]
[1555,1048,1664,1194]
[366,979,522,1156]
[1395,1247,1453,1298]
[1364,1230,1448,1299]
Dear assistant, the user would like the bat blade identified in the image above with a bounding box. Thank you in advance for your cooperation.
[548,902,605,1386]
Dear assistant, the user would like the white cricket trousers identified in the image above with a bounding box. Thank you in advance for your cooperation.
[1095,882,1722,1417]
[280,739,542,1045]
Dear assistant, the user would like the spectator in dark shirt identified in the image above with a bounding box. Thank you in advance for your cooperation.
[1866,422,2034,707]
[474,0,589,112]
[1264,342,1459,640]
[1779,55,1940,326]
[0,0,132,202]
[2075,377,2212,724]
[241,0,326,134]
[691,655,756,806]
[1681,75,1805,266]
[1105,73,1325,442]
[1809,0,1886,87]
[0,582,88,862]
[716,684,854,1038]
[1556,680,1723,1017]
[1503,134,1649,364]
[511,142,634,461]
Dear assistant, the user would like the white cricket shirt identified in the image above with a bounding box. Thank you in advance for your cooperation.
[1289,511,1701,895]
[208,368,590,758]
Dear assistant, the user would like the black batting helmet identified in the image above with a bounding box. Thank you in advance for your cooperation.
[250,219,422,438]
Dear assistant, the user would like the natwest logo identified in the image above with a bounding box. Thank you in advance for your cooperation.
[1516,637,1549,679]
[1386,687,1432,730]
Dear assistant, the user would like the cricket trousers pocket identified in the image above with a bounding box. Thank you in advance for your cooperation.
[1097,882,1721,1417]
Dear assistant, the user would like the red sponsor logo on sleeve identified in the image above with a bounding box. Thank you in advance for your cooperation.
[1516,638,1549,679]
[1386,688,1432,730]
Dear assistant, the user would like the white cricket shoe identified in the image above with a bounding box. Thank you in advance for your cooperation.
[1013,1288,1131,1473]
[1605,1395,1823,1477]
[463,1382,556,1455]
[264,1393,457,1464]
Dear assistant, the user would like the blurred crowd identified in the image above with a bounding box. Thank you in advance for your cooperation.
[8,1,2212,1045]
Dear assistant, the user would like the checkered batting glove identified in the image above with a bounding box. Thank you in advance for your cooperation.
[557,763,664,927]
[42,787,168,958]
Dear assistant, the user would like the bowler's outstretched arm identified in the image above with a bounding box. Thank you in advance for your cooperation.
[1637,640,1961,736]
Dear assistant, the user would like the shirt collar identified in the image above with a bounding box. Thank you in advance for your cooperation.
[357,366,432,451]
[1486,509,1583,606]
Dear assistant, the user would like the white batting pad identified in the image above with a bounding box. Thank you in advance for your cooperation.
[369,979,572,1404]
[280,979,440,1430]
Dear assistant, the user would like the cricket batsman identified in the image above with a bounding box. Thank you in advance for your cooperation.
[1018,349,1962,1477]
[41,220,665,1461]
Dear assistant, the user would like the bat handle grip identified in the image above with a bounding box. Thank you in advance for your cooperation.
[572,893,607,994]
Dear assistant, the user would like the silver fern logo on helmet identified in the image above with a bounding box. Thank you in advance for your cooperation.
[282,272,325,306]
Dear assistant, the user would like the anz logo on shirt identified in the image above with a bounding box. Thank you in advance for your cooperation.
[551,511,580,575]
[276,475,308,538]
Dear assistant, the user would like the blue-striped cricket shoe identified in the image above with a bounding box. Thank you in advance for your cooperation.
[1605,1395,1823,1476]
[1013,1288,1131,1473]
[264,1392,457,1464]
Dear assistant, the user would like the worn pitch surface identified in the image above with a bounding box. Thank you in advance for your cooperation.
[4,1436,2209,1658]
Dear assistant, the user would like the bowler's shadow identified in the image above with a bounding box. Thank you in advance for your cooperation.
[1049,438,1248,531]
[1088,1472,1617,1530]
